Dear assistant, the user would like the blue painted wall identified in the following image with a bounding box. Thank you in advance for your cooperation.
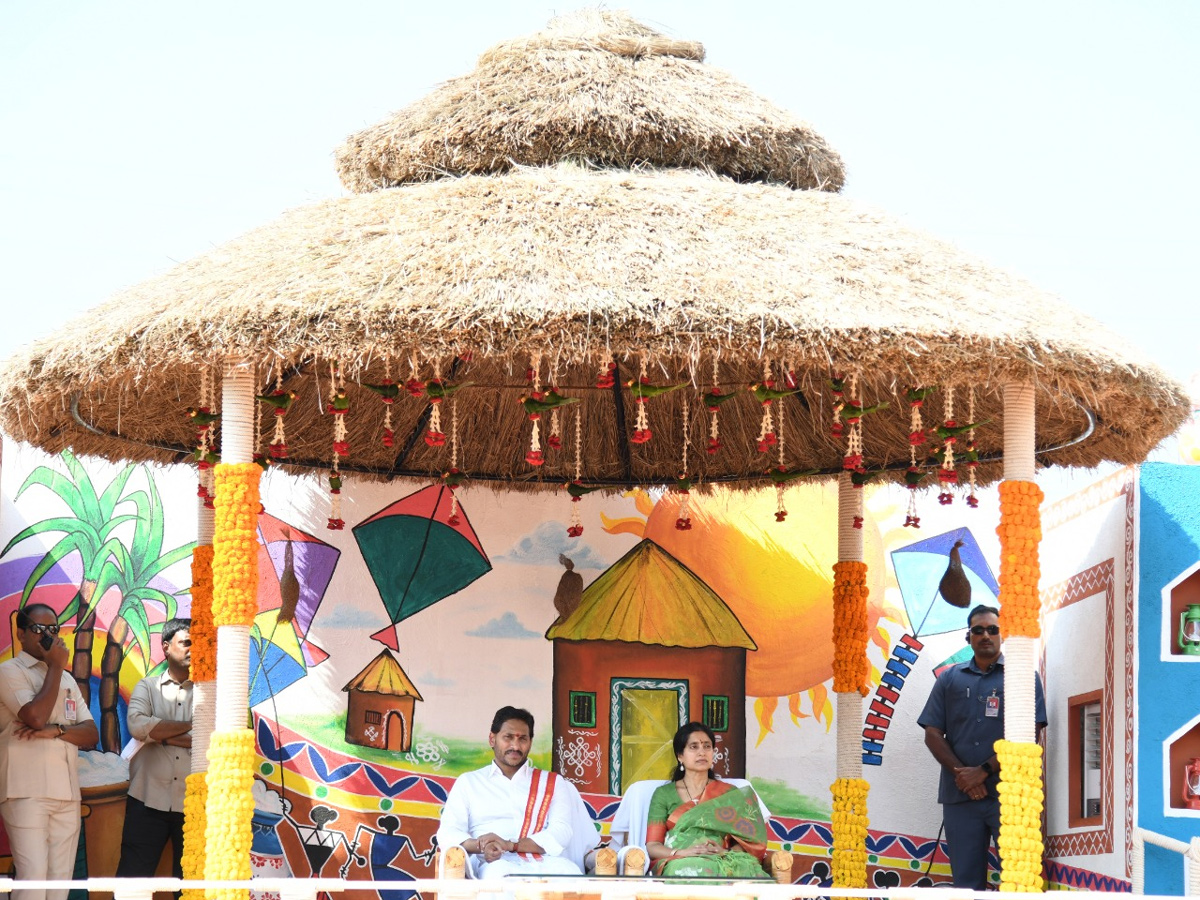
[1137,462,1200,895]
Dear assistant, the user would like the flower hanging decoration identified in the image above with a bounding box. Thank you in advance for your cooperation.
[444,400,466,526]
[675,397,693,531]
[564,411,600,537]
[903,386,935,527]
[361,357,399,448]
[626,358,683,444]
[523,357,579,468]
[934,387,988,507]
[965,387,980,507]
[547,360,564,451]
[837,372,888,474]
[190,369,219,508]
[830,777,870,888]
[704,356,737,455]
[832,560,870,695]
[404,354,425,397]
[189,545,216,683]
[829,374,846,439]
[324,362,349,530]
[996,740,1045,891]
[749,360,799,452]
[258,363,295,461]
[595,358,617,389]
[524,353,545,466]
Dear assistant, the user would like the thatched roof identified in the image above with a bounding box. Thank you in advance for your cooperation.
[342,648,423,700]
[335,10,844,193]
[0,11,1188,495]
[546,539,755,649]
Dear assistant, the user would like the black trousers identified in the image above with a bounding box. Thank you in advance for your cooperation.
[116,795,185,879]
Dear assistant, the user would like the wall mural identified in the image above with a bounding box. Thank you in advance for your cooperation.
[2,442,1096,892]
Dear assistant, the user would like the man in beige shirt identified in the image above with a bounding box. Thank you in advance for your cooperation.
[116,618,192,880]
[0,603,99,900]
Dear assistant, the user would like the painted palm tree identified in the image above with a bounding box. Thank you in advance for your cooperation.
[1,450,139,704]
[90,472,194,750]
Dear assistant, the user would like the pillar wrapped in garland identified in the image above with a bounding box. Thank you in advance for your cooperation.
[830,472,870,888]
[182,502,215,900]
[995,383,1045,891]
[204,363,260,900]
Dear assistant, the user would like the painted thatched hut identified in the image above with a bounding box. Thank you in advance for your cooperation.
[546,539,755,794]
[342,648,424,752]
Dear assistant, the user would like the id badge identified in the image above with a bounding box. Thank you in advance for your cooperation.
[64,698,77,723]
[985,694,1000,718]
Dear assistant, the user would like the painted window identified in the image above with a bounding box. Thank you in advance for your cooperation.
[364,710,382,726]
[1068,690,1102,827]
[569,691,597,728]
[703,695,730,733]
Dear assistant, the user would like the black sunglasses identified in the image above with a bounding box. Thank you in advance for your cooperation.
[25,622,61,636]
[969,625,1000,636]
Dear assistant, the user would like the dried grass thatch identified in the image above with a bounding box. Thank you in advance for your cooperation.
[335,10,844,193]
[1,163,1186,492]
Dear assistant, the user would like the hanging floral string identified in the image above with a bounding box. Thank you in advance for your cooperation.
[904,386,934,528]
[361,357,399,448]
[405,354,425,397]
[547,358,563,451]
[753,359,777,452]
[626,357,684,445]
[190,369,219,508]
[444,400,465,526]
[937,387,958,505]
[703,355,734,456]
[595,357,617,389]
[424,358,448,447]
[675,397,693,531]
[526,352,545,465]
[326,362,348,531]
[830,777,870,888]
[774,389,788,522]
[996,740,1045,890]
[258,362,295,461]
[829,374,846,439]
[842,372,864,471]
[965,387,980,507]
[566,411,587,537]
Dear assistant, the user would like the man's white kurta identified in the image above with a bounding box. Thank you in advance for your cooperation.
[437,760,582,877]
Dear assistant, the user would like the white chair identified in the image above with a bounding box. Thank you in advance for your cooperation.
[606,778,791,880]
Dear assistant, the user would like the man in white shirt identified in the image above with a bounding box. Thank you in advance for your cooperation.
[0,603,99,900]
[436,706,582,877]
[117,618,193,881]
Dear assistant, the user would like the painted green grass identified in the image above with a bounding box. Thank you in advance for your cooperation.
[749,777,830,821]
[276,714,551,776]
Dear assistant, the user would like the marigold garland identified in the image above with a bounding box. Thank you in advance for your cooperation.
[212,464,261,627]
[996,480,1043,638]
[996,740,1045,891]
[189,546,216,682]
[204,728,256,900]
[181,771,208,900]
[832,561,870,696]
[830,777,869,887]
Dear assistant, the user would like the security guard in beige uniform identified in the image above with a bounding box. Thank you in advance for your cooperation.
[0,603,99,900]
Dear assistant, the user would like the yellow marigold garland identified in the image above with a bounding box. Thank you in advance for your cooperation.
[213,464,261,627]
[996,480,1043,638]
[830,777,869,887]
[996,740,1044,891]
[204,729,255,900]
[189,545,216,682]
[181,771,208,900]
[832,561,870,695]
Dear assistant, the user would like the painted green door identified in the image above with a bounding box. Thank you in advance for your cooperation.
[619,688,679,792]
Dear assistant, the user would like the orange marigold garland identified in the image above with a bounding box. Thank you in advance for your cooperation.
[203,729,255,900]
[996,740,1045,891]
[212,464,261,627]
[830,777,869,887]
[997,480,1043,638]
[189,546,216,683]
[832,560,870,696]
[181,771,208,900]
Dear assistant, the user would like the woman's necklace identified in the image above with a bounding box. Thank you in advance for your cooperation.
[681,776,707,803]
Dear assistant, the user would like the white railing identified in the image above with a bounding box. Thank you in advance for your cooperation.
[1132,826,1200,895]
[0,880,1191,900]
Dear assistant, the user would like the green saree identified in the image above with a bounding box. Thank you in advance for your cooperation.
[646,782,771,879]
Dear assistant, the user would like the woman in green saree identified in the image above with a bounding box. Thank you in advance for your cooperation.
[644,722,771,879]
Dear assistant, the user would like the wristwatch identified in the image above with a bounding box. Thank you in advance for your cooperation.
[980,760,994,775]
[55,724,66,738]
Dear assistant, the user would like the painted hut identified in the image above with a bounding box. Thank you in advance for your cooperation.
[547,538,756,794]
[342,648,423,752]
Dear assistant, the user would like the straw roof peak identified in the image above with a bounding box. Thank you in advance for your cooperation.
[334,9,844,193]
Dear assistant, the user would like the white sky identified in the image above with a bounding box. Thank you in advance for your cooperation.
[1,1,1197,389]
